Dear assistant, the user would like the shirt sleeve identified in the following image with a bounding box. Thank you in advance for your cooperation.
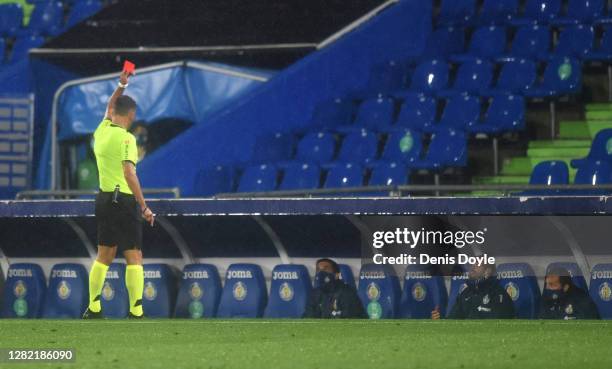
[120,133,138,165]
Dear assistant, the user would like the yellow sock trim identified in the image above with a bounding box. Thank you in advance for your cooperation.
[125,264,144,316]
[88,260,109,313]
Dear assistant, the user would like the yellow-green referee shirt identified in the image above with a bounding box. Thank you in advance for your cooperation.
[93,119,138,194]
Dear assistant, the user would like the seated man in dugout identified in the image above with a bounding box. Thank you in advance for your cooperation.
[540,266,600,320]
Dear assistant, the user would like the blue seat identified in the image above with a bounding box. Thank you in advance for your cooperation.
[437,0,477,26]
[2,263,46,318]
[511,0,562,25]
[295,132,336,164]
[382,129,423,164]
[279,162,321,190]
[497,263,541,319]
[432,95,481,132]
[589,264,612,319]
[421,26,466,59]
[476,0,519,25]
[573,160,612,194]
[337,130,378,163]
[395,93,437,132]
[502,25,551,60]
[522,160,569,195]
[43,263,88,318]
[409,129,468,170]
[26,1,64,36]
[546,262,588,291]
[440,59,493,96]
[467,94,525,134]
[100,263,129,318]
[0,4,24,37]
[194,165,234,196]
[66,0,102,28]
[489,59,538,94]
[142,264,177,318]
[217,264,267,318]
[314,264,356,289]
[552,0,606,25]
[451,26,507,62]
[9,35,45,63]
[310,98,355,129]
[447,266,469,316]
[399,266,448,319]
[358,264,401,319]
[365,61,410,96]
[553,25,594,58]
[346,96,395,132]
[324,162,364,189]
[524,57,581,97]
[252,132,295,163]
[174,264,222,318]
[571,129,612,168]
[409,60,449,94]
[264,264,312,318]
[369,162,409,187]
[237,164,277,192]
[586,26,612,61]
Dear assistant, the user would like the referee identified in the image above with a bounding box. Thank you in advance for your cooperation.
[82,69,155,319]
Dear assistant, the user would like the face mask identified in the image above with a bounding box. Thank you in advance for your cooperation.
[316,271,336,288]
[542,288,565,302]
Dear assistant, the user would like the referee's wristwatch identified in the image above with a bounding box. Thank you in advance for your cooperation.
[118,81,129,89]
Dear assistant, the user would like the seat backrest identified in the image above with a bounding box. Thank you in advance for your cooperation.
[546,262,588,290]
[10,36,45,63]
[28,1,64,33]
[174,264,222,318]
[43,263,88,318]
[337,130,378,163]
[252,132,296,163]
[310,98,356,129]
[451,59,493,94]
[438,95,481,130]
[358,264,401,319]
[353,97,395,130]
[142,264,177,318]
[279,162,321,190]
[100,263,129,318]
[194,165,234,196]
[314,264,356,289]
[466,26,507,59]
[484,94,525,130]
[522,0,562,22]
[217,263,268,318]
[438,0,477,25]
[295,132,336,163]
[496,59,537,93]
[410,60,449,94]
[564,0,605,21]
[447,266,469,316]
[540,57,581,94]
[369,162,409,186]
[425,129,468,167]
[367,61,409,94]
[400,266,448,319]
[2,263,46,318]
[382,129,423,163]
[66,0,102,28]
[395,93,437,131]
[0,4,24,35]
[585,128,612,161]
[589,264,612,319]
[497,263,541,318]
[530,160,569,185]
[574,160,612,186]
[324,163,364,189]
[238,164,277,192]
[479,0,519,24]
[422,26,466,58]
[511,25,551,59]
[554,25,594,58]
[264,264,312,318]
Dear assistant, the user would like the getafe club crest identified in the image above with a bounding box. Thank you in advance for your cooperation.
[505,282,520,301]
[482,294,490,305]
[599,282,612,302]
[57,280,71,300]
[144,282,157,301]
[367,282,380,301]
[13,280,27,298]
[189,282,203,300]
[102,282,115,301]
[233,281,247,301]
[411,282,427,302]
[565,304,574,315]
[279,282,294,302]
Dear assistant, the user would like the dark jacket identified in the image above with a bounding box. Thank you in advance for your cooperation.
[448,276,516,319]
[303,280,367,319]
[539,286,600,320]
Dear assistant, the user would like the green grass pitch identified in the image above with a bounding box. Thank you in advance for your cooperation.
[0,320,610,369]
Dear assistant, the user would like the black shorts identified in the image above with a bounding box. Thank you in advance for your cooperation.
[95,190,142,251]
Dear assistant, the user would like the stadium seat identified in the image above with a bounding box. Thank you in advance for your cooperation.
[295,132,336,164]
[394,93,437,132]
[0,4,24,37]
[476,0,519,25]
[65,0,102,28]
[25,1,64,36]
[100,263,129,319]
[432,95,481,133]
[217,263,267,318]
[174,264,222,318]
[278,162,321,190]
[589,264,612,319]
[523,57,582,97]
[546,262,588,291]
[501,25,551,60]
[488,59,537,95]
[194,165,234,196]
[447,265,469,316]
[437,0,477,26]
[337,130,378,163]
[399,265,448,319]
[310,98,355,130]
[364,61,410,96]
[573,160,612,194]
[314,264,356,289]
[142,264,177,318]
[43,263,88,318]
[440,59,494,96]
[264,264,312,318]
[357,264,401,319]
[467,94,525,134]
[381,129,423,164]
[251,132,296,163]
[408,129,468,170]
[571,128,612,168]
[451,26,507,62]
[522,160,569,195]
[343,96,395,132]
[237,164,277,192]
[552,0,606,25]
[510,0,562,25]
[408,60,449,94]
[497,263,541,319]
[368,162,410,187]
[2,263,46,318]
[324,162,364,189]
[421,26,466,59]
[552,25,594,58]
[585,26,612,61]
[9,35,45,63]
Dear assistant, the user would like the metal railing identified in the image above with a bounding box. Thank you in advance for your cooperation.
[15,187,181,200]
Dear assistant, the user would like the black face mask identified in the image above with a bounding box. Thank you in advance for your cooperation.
[542,288,566,302]
[316,271,336,290]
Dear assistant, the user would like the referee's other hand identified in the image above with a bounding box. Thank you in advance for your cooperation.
[143,207,155,226]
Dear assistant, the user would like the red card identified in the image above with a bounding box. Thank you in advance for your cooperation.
[123,60,135,75]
